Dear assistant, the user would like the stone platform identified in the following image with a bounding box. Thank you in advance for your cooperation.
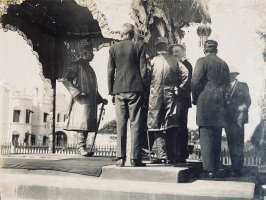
[0,154,261,199]
[0,169,256,200]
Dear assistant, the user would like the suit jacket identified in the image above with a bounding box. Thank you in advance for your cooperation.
[178,59,193,109]
[225,80,251,124]
[107,39,147,95]
[191,53,230,126]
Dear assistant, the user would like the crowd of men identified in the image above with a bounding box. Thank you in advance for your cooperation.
[63,23,251,179]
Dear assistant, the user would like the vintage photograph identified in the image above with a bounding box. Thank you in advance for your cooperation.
[0,0,266,199]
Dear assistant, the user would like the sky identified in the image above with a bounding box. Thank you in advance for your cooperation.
[1,0,266,140]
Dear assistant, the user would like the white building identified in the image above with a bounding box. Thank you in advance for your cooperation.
[0,79,78,146]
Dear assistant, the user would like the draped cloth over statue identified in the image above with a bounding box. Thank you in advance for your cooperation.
[63,59,103,132]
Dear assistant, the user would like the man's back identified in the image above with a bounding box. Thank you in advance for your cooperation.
[108,39,146,94]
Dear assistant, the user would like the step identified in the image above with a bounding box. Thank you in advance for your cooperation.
[0,169,255,200]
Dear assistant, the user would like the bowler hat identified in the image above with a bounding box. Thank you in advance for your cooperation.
[154,37,168,46]
[228,66,240,75]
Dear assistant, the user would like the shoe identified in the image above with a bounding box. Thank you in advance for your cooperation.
[167,159,176,164]
[115,158,125,167]
[150,159,166,164]
[77,149,90,156]
[130,159,146,167]
[200,171,215,180]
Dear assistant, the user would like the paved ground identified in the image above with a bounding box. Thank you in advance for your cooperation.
[0,169,256,200]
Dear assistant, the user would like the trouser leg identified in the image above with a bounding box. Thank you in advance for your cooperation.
[77,131,88,150]
[115,94,129,159]
[199,126,222,172]
[128,93,144,160]
[166,127,177,161]
[154,131,167,159]
[178,109,189,160]
[225,122,244,171]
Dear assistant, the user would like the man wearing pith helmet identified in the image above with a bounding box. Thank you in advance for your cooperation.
[225,66,251,177]
[191,39,230,179]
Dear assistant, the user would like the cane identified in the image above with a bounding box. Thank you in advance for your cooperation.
[88,103,105,154]
[146,131,152,163]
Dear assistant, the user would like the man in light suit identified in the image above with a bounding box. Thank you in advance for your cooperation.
[108,23,147,167]
[225,66,251,177]
[191,40,230,179]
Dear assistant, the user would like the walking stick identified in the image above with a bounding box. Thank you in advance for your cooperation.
[88,103,105,154]
[146,131,152,163]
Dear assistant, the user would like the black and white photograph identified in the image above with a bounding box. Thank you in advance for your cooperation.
[0,0,266,199]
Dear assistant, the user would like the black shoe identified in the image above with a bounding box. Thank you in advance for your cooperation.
[150,159,166,164]
[87,152,94,157]
[130,159,146,167]
[200,171,215,180]
[115,158,125,167]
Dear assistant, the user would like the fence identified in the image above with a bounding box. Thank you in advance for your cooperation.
[0,142,117,157]
[1,142,265,166]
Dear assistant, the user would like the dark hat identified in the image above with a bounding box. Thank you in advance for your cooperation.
[204,40,218,49]
[80,43,93,51]
[154,37,168,45]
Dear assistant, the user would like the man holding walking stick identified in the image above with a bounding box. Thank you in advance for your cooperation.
[63,43,108,157]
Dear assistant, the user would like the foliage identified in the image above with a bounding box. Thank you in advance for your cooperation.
[98,120,117,134]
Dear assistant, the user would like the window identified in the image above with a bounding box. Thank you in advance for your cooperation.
[25,109,34,124]
[57,113,60,122]
[63,114,67,122]
[13,110,20,122]
[43,112,49,122]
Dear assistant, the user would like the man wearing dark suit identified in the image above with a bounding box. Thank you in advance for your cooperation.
[191,40,230,179]
[225,66,251,177]
[108,23,147,167]
[169,44,192,163]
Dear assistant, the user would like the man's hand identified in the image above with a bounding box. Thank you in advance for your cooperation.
[102,99,108,105]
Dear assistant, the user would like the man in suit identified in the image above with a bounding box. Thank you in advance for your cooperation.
[169,44,192,163]
[191,40,230,179]
[225,66,251,177]
[108,23,147,167]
